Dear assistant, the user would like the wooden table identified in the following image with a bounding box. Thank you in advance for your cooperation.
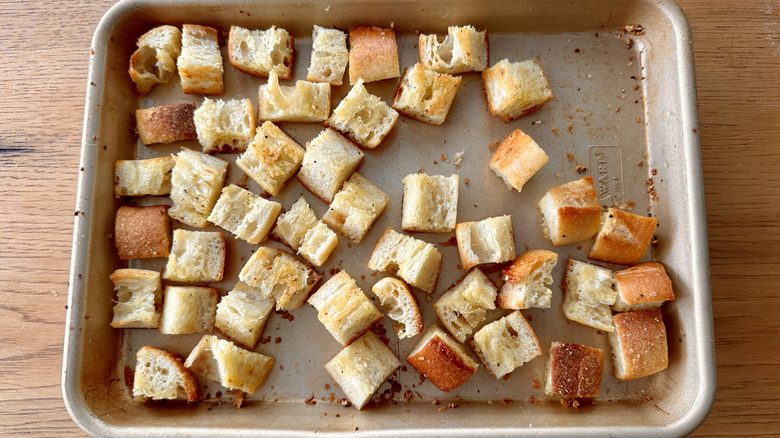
[1,1,777,435]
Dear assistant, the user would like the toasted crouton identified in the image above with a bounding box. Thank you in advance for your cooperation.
[297,129,364,203]
[193,98,256,153]
[589,208,658,265]
[544,342,604,398]
[401,173,459,233]
[272,196,338,267]
[406,324,478,392]
[469,310,542,379]
[488,129,548,193]
[133,346,199,402]
[308,270,384,346]
[497,250,558,309]
[326,78,399,149]
[109,268,162,329]
[236,121,305,196]
[178,24,224,95]
[239,247,321,310]
[169,148,228,228]
[371,277,423,339]
[538,177,601,246]
[609,308,668,380]
[455,215,516,270]
[257,72,331,123]
[418,26,488,74]
[392,63,462,125]
[324,331,400,409]
[215,282,275,349]
[434,268,497,343]
[367,228,443,294]
[323,172,389,243]
[307,26,348,85]
[115,205,171,260]
[562,259,617,332]
[613,262,675,311]
[228,25,294,79]
[129,25,182,94]
[208,184,282,244]
[163,229,226,283]
[135,104,197,145]
[482,59,553,121]
[348,26,399,84]
[114,156,175,197]
[185,334,274,394]
[158,285,218,334]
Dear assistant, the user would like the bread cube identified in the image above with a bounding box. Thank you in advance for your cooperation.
[401,173,459,233]
[135,104,197,145]
[418,25,489,74]
[228,25,293,79]
[497,250,558,309]
[348,26,399,85]
[257,72,331,123]
[115,205,171,260]
[406,324,478,392]
[544,342,604,398]
[326,78,399,149]
[193,98,256,153]
[185,335,274,394]
[109,268,162,328]
[115,157,174,197]
[208,184,282,244]
[562,259,617,332]
[613,262,675,312]
[434,268,497,343]
[482,59,553,121]
[489,129,548,193]
[239,247,321,310]
[589,208,658,265]
[163,230,226,283]
[609,308,668,380]
[236,121,305,197]
[297,129,364,203]
[169,148,228,227]
[469,310,542,379]
[133,346,199,402]
[323,172,390,243]
[129,25,182,94]
[392,63,462,125]
[307,25,348,85]
[158,286,218,334]
[178,24,224,95]
[538,176,601,246]
[455,215,516,270]
[371,277,423,339]
[307,270,383,346]
[215,282,275,349]
[272,196,338,267]
[367,228,443,293]
[324,331,400,409]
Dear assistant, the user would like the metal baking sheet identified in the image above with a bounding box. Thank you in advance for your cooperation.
[63,0,715,436]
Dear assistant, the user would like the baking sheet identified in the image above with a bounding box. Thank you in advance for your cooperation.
[63,0,715,436]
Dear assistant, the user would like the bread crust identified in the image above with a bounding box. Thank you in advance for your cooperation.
[136,104,197,145]
[371,277,423,338]
[115,205,171,260]
[545,342,604,398]
[538,176,601,246]
[134,346,200,402]
[589,208,658,265]
[348,26,400,84]
[488,129,548,193]
[406,326,478,392]
[482,59,553,122]
[610,308,668,380]
[614,262,674,310]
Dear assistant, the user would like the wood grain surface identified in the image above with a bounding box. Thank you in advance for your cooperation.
[0,0,778,435]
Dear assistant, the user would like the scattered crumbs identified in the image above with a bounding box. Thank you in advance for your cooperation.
[216,391,223,399]
[574,48,580,53]
[355,427,359,431]
[441,153,448,162]
[91,135,97,142]
[324,5,331,11]
[324,384,330,390]
[275,337,282,344]
[425,295,433,303]
[433,398,442,406]
[275,310,295,321]
[489,140,500,152]
[501,398,512,405]
[651,168,658,175]
[453,151,464,167]
[440,237,457,247]
[448,402,459,409]
[633,84,640,90]
[533,379,541,389]
[576,245,582,250]
[531,120,542,125]
[596,330,603,335]
[527,314,533,322]
[575,165,587,173]
[231,390,245,409]
[235,174,249,189]
[575,107,581,112]
[259,335,272,344]
[361,275,365,280]
[52,291,58,297]
[457,264,462,270]
[587,73,592,79]
[551,127,559,135]
[464,177,470,185]
[390,21,394,28]
[439,406,447,412]
[339,398,351,407]
[335,413,340,417]
[403,390,414,403]
[371,272,378,277]
[638,160,644,167]
[567,122,573,132]
[433,160,438,164]
[329,268,341,275]
[416,391,423,399]
[622,24,644,35]
[692,128,698,133]
[418,166,425,173]
[615,106,621,113]
[90,48,95,55]
[626,38,634,49]
[636,117,642,123]
[305,394,317,405]
[566,152,574,160]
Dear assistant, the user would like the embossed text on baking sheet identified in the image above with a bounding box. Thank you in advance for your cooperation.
[588,146,624,207]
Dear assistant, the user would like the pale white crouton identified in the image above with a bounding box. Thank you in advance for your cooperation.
[433,268,497,343]
[401,173,459,233]
[497,250,558,309]
[215,282,275,349]
[418,25,488,74]
[371,277,423,339]
[133,346,199,402]
[272,196,338,267]
[158,285,218,335]
[483,59,553,121]
[455,215,516,270]
[307,25,348,85]
[178,24,224,95]
[469,310,542,379]
[185,334,274,394]
[392,63,462,125]
[129,25,182,94]
[562,259,617,332]
[193,98,256,153]
[228,25,294,79]
[236,121,305,197]
[208,184,282,244]
[163,229,226,283]
[322,172,389,243]
[109,268,162,329]
[238,247,321,310]
[257,72,331,123]
[169,148,228,228]
[326,78,399,149]
[367,228,443,294]
[297,129,364,204]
